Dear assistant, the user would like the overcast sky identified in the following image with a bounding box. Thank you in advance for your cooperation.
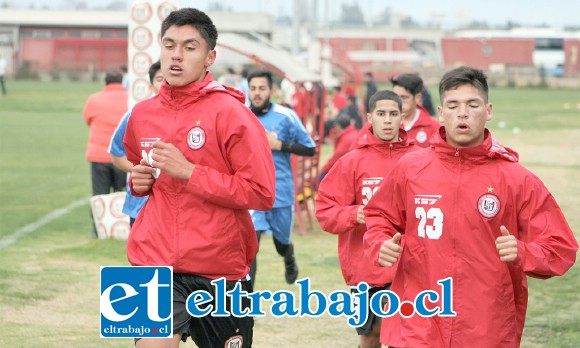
[12,0,580,29]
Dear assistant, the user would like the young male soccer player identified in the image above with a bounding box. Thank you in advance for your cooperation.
[123,8,275,348]
[247,70,315,286]
[364,66,578,348]
[391,73,440,147]
[315,90,416,348]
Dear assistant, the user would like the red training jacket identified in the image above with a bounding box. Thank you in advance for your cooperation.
[364,128,578,347]
[405,104,441,148]
[316,125,416,286]
[123,72,276,280]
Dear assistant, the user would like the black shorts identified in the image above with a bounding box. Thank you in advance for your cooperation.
[351,284,391,335]
[175,273,253,347]
[137,273,254,347]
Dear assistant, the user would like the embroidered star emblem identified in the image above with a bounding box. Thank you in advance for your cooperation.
[196,120,202,125]
[487,186,494,193]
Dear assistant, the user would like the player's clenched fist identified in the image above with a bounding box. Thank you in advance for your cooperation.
[151,140,195,180]
[378,232,402,267]
[131,158,156,194]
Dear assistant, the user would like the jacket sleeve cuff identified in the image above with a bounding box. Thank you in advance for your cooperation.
[363,238,384,267]
[512,241,525,268]
[348,208,359,228]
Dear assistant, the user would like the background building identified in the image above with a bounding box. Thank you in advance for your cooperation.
[0,8,273,79]
[1,7,579,86]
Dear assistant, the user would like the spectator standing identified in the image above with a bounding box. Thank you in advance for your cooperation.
[331,85,348,111]
[323,86,348,139]
[341,95,363,129]
[363,72,378,113]
[83,71,128,235]
[291,82,311,120]
[0,54,7,96]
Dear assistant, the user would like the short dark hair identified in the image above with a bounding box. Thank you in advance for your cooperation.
[247,70,273,89]
[391,73,423,95]
[148,61,161,83]
[334,113,351,129]
[368,90,402,113]
[105,71,122,85]
[439,66,489,103]
[161,8,218,50]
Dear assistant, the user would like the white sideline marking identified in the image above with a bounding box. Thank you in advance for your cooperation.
[0,197,90,250]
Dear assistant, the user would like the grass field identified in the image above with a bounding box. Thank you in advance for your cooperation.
[0,79,579,347]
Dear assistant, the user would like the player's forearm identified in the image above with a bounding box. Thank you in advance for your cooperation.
[111,155,133,173]
[315,201,359,234]
[184,164,275,211]
[281,142,315,156]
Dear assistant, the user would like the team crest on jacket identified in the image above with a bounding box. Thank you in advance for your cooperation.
[224,335,243,348]
[416,130,428,143]
[477,193,500,218]
[187,126,206,150]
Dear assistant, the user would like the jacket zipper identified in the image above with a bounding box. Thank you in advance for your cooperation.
[449,147,462,347]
